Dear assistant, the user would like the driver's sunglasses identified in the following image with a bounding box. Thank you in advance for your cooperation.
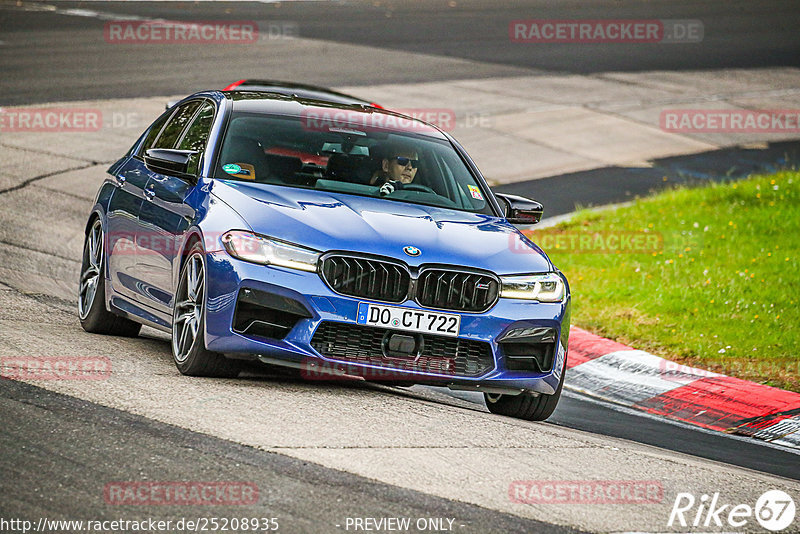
[393,156,419,169]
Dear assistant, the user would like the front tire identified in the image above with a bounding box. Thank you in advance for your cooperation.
[78,218,142,337]
[484,374,564,421]
[171,243,241,378]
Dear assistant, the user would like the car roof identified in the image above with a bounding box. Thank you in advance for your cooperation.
[222,91,447,139]
[223,79,376,106]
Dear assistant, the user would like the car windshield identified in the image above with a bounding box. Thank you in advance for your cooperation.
[213,112,494,215]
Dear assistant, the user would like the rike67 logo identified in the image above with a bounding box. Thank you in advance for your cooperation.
[668,490,796,531]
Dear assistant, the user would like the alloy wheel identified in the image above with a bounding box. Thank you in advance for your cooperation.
[172,253,204,362]
[78,220,103,320]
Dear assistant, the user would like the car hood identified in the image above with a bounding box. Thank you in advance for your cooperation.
[211,180,553,274]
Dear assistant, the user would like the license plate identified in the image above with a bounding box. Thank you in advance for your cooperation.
[356,303,461,337]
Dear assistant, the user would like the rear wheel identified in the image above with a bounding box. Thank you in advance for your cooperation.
[484,374,564,421]
[171,244,241,378]
[78,218,142,337]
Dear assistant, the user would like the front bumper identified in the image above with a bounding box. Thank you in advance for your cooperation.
[204,252,570,395]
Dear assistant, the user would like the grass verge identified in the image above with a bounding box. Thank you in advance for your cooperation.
[524,170,799,391]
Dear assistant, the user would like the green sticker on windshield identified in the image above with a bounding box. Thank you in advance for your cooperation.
[222,163,242,175]
[468,184,484,201]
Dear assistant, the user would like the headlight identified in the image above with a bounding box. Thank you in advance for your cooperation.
[221,230,320,272]
[500,272,565,302]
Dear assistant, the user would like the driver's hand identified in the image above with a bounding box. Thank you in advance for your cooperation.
[380,180,403,196]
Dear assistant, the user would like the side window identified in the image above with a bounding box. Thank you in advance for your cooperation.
[136,110,172,157]
[177,102,215,175]
[153,101,202,149]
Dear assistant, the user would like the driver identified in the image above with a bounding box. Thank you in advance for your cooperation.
[370,142,419,196]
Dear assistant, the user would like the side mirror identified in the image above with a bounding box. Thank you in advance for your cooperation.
[495,193,543,224]
[144,148,198,181]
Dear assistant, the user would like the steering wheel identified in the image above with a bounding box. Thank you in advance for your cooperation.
[402,184,437,195]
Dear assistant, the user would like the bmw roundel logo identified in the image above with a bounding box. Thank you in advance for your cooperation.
[403,246,421,257]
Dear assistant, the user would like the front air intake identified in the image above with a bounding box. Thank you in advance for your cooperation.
[232,288,311,340]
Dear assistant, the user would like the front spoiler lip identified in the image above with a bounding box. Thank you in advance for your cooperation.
[255,353,552,396]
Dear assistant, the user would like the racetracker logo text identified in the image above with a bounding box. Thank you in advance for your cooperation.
[300,108,443,134]
[300,358,456,381]
[0,356,111,380]
[104,482,259,506]
[0,108,101,132]
[104,21,258,44]
[660,109,800,133]
[509,19,703,44]
[512,230,663,254]
[509,480,663,504]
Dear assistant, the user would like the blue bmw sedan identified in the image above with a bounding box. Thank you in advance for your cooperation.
[79,90,571,421]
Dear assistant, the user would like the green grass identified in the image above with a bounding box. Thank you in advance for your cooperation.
[524,170,800,391]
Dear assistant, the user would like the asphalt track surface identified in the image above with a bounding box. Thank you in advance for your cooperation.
[497,140,800,217]
[2,0,800,105]
[1,379,579,534]
[2,1,800,531]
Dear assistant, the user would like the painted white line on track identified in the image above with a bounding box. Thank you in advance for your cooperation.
[2,2,170,23]
[57,0,329,2]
